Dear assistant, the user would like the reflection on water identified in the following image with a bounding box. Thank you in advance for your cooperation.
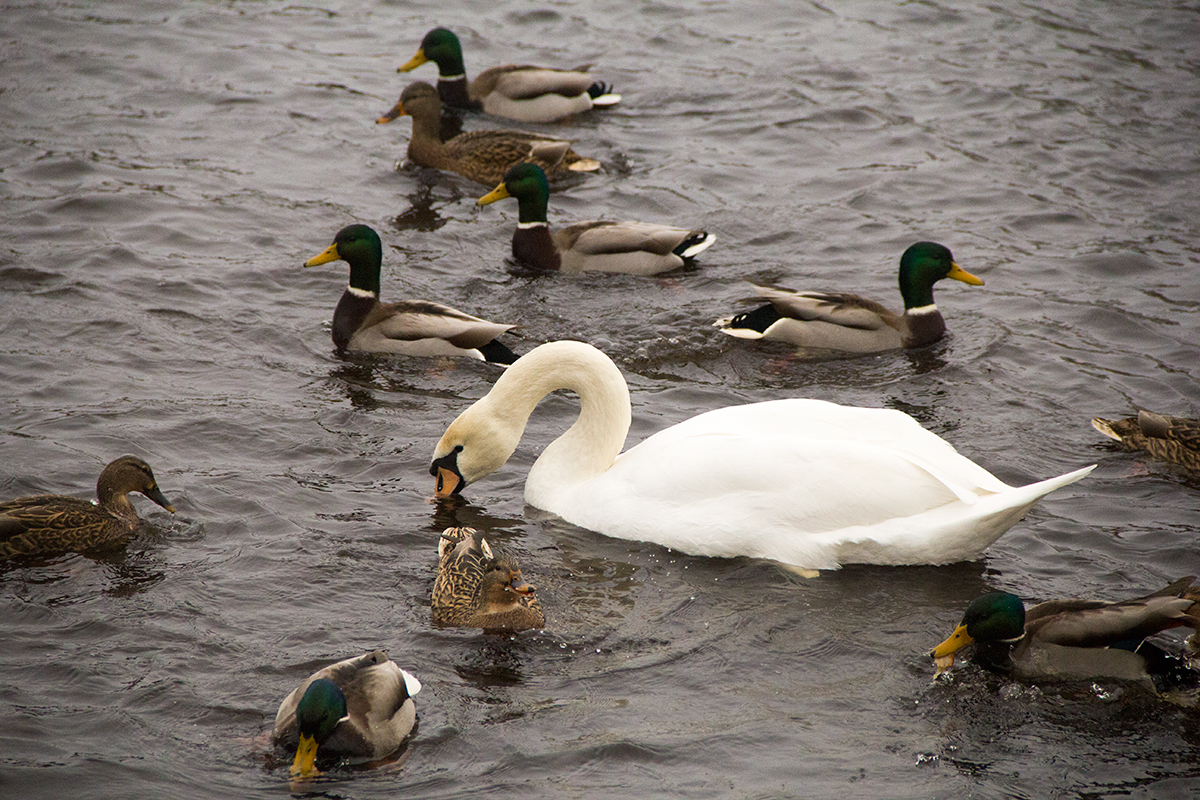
[392,183,455,233]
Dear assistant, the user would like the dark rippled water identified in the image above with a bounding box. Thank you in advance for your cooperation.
[2,1,1199,798]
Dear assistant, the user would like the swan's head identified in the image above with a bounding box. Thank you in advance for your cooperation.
[430,395,524,498]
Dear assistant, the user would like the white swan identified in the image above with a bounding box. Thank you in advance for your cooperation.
[429,341,1095,571]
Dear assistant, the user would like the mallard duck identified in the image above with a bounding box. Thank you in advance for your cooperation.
[397,27,621,123]
[376,82,600,187]
[714,242,984,354]
[305,224,519,363]
[429,341,1095,571]
[1091,410,1200,472]
[432,526,545,631]
[932,578,1200,684]
[272,650,421,779]
[478,163,716,275]
[0,455,174,559]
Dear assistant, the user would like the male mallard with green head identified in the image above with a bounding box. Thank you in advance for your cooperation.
[398,27,620,123]
[715,242,983,354]
[272,650,421,779]
[478,163,715,275]
[932,578,1200,686]
[305,224,519,363]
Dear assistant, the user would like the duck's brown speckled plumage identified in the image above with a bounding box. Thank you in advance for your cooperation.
[0,455,174,559]
[432,527,544,631]
[377,82,599,187]
[1092,410,1200,472]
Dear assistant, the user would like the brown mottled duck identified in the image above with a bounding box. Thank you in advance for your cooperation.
[0,455,174,559]
[376,81,599,187]
[432,526,544,631]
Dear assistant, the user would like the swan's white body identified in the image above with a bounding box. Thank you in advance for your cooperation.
[431,341,1094,571]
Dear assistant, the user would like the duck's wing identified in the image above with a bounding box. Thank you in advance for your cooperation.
[559,221,699,257]
[1028,577,1199,648]
[328,652,421,759]
[1138,410,1200,448]
[751,284,899,330]
[364,300,515,350]
[446,129,575,178]
[475,64,596,100]
[714,284,905,352]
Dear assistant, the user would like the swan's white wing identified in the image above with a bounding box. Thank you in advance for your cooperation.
[538,399,1092,570]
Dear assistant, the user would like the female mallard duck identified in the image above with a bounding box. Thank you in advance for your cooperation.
[0,455,175,559]
[932,578,1200,684]
[429,341,1095,571]
[478,163,716,275]
[305,224,519,363]
[272,650,421,779]
[714,242,984,353]
[376,82,600,187]
[397,27,621,123]
[432,526,545,631]
[1091,410,1200,472]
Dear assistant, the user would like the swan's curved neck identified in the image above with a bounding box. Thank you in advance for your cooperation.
[483,342,631,503]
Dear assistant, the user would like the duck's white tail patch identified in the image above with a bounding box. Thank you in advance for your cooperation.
[679,233,717,259]
[591,92,622,106]
[568,157,602,172]
[401,669,422,697]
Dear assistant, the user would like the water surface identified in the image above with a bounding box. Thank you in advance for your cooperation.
[2,1,1199,798]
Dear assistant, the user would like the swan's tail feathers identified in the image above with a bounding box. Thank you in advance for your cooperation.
[828,464,1096,568]
[675,232,716,260]
[1019,463,1096,496]
[587,82,622,106]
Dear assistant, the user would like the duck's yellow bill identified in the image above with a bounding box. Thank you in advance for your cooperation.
[932,623,974,659]
[305,244,340,267]
[397,50,428,73]
[947,262,984,286]
[477,184,511,206]
[289,734,320,779]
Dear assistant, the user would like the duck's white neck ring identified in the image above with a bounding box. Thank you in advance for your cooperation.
[347,285,377,298]
[907,303,938,315]
[517,221,548,230]
[438,73,466,82]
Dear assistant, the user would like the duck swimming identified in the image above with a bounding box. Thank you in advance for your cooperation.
[432,526,545,631]
[715,242,982,354]
[1091,410,1200,472]
[0,455,174,559]
[272,650,421,779]
[478,163,715,275]
[377,82,600,187]
[932,578,1200,685]
[305,224,519,363]
[429,340,1094,571]
[397,27,620,123]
